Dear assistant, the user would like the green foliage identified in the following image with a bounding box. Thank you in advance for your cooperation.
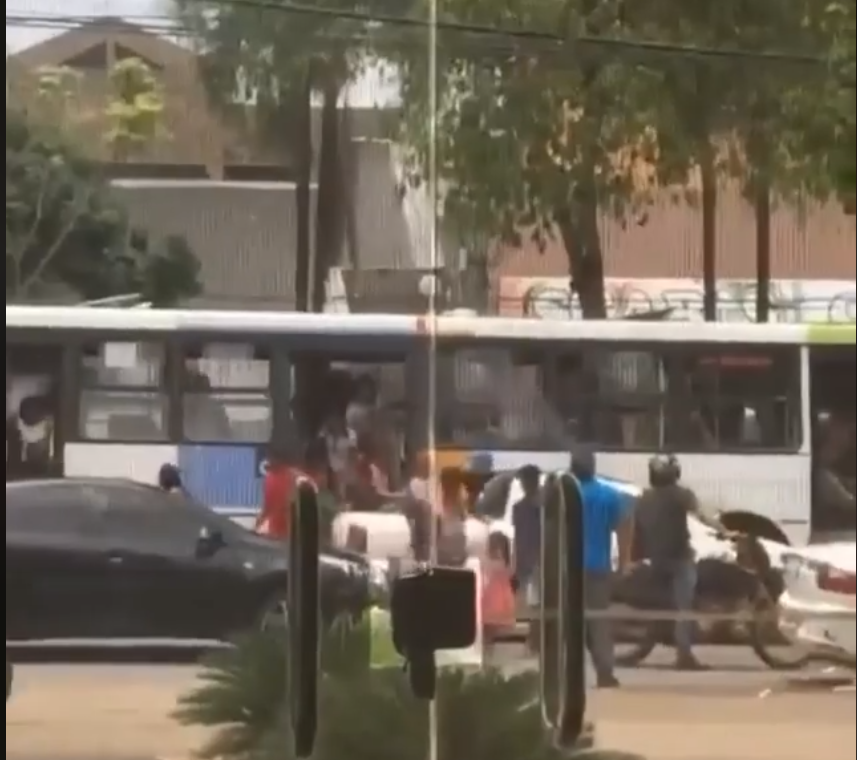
[826,0,856,208]
[173,0,407,313]
[105,57,167,159]
[393,0,853,311]
[6,108,200,304]
[394,0,672,314]
[175,614,564,760]
[174,0,404,131]
[174,629,290,759]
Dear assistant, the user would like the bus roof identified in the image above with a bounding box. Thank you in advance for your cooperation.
[5,306,420,336]
[805,323,856,345]
[5,305,854,344]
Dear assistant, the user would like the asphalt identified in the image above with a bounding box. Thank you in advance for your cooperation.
[6,646,855,760]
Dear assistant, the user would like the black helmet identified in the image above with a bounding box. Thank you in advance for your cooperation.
[648,454,679,487]
[570,445,596,481]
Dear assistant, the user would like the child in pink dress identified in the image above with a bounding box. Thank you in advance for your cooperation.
[482,533,516,643]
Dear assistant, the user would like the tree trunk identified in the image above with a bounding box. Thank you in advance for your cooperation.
[340,104,360,269]
[555,177,607,318]
[312,70,342,313]
[754,180,771,322]
[293,68,313,313]
[699,142,717,321]
[748,109,771,323]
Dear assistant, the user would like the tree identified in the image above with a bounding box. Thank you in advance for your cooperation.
[827,0,855,209]
[175,0,400,311]
[394,1,679,317]
[395,1,851,320]
[6,107,200,304]
[104,56,168,161]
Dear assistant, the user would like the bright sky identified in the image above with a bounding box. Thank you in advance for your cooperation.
[6,0,399,107]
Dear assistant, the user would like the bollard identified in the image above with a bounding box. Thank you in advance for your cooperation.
[288,478,321,758]
[539,471,587,750]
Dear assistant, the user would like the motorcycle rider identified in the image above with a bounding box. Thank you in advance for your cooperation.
[634,453,726,671]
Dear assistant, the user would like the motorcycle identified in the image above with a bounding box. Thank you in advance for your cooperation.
[611,532,809,670]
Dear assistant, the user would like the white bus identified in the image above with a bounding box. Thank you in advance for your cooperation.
[6,306,854,544]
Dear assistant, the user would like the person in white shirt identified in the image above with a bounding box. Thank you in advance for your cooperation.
[345,374,378,435]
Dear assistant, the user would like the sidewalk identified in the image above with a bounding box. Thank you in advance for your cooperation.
[593,690,855,759]
[6,677,204,758]
[6,677,854,759]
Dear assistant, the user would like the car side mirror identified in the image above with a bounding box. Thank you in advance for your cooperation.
[196,526,225,558]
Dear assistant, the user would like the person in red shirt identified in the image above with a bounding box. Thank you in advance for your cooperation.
[255,444,296,538]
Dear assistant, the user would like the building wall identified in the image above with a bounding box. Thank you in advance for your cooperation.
[496,276,856,322]
[493,181,855,293]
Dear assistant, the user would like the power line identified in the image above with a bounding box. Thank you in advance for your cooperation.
[214,0,828,65]
[5,1,832,68]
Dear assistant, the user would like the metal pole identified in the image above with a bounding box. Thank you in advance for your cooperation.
[426,0,440,756]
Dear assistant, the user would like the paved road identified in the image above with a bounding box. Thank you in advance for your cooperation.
[6,646,855,760]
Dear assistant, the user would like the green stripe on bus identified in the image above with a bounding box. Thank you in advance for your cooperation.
[806,323,856,344]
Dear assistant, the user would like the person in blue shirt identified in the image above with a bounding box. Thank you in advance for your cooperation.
[572,446,634,688]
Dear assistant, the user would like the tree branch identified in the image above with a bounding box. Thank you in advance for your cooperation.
[19,183,93,296]
[8,158,52,288]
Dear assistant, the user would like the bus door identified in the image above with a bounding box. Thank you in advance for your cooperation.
[809,345,856,536]
[291,334,418,492]
[6,342,64,480]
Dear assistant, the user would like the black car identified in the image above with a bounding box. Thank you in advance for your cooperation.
[6,478,380,643]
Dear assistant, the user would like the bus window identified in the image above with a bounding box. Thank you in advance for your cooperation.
[662,346,801,452]
[436,343,567,449]
[181,343,271,443]
[561,346,663,450]
[436,341,800,454]
[79,342,167,442]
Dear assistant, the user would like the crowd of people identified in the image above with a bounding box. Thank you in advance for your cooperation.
[154,366,850,689]
[209,413,725,687]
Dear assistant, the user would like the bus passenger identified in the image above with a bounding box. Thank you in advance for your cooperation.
[345,374,377,436]
[322,412,352,497]
[343,434,389,510]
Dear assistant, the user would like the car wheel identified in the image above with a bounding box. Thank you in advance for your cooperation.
[257,592,289,633]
